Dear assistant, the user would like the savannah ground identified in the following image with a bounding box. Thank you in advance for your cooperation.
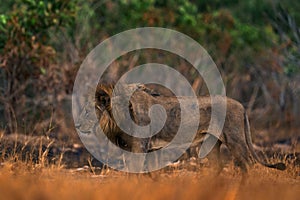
[0,129,299,200]
[0,160,299,200]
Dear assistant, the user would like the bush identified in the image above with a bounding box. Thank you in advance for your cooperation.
[0,0,77,133]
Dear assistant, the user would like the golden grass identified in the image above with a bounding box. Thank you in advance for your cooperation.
[0,131,299,200]
[0,161,299,200]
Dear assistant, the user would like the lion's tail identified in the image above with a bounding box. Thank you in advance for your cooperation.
[244,113,286,170]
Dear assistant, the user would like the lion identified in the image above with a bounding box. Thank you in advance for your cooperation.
[75,83,286,173]
[75,83,155,153]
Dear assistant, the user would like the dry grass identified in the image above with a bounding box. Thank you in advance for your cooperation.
[0,160,299,200]
[0,130,299,200]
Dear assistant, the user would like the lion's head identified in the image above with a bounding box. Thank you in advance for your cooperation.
[76,83,157,153]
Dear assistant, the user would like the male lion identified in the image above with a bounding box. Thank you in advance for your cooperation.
[75,83,156,153]
[76,83,286,173]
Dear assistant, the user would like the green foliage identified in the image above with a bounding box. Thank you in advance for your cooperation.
[279,0,300,24]
[270,4,300,77]
[0,0,77,46]
[1,0,300,131]
[0,0,78,132]
[0,0,15,13]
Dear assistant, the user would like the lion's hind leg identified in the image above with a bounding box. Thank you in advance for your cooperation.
[199,134,223,175]
[227,141,253,173]
[223,130,254,174]
[206,139,223,174]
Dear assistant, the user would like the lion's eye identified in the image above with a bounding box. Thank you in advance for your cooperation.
[116,136,128,148]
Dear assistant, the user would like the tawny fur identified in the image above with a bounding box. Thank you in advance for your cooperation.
[77,83,286,172]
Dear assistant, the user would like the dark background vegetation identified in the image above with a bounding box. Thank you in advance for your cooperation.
[0,0,299,144]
